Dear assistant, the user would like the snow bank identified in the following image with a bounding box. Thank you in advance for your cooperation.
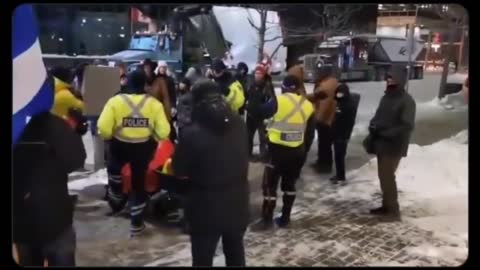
[339,130,468,246]
[419,92,468,114]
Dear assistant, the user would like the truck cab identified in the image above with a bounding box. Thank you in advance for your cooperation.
[110,32,183,73]
[302,34,425,82]
[108,5,228,77]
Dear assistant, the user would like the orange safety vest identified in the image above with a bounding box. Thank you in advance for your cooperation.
[121,140,175,193]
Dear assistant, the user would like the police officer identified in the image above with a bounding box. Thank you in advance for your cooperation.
[211,58,245,114]
[97,70,171,237]
[251,75,315,231]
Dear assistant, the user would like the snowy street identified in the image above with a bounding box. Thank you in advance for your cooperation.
[70,73,468,266]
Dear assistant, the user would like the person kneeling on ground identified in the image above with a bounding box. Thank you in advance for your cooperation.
[172,79,250,267]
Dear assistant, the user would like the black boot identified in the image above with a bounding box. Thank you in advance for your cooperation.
[369,206,388,215]
[275,194,296,228]
[251,199,276,232]
[378,212,402,223]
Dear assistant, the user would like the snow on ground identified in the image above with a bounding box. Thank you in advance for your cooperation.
[326,130,468,263]
[120,130,468,266]
[72,74,468,266]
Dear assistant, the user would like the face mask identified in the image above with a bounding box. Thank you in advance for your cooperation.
[386,84,397,91]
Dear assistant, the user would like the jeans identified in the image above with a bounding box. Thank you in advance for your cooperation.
[16,226,76,267]
[190,230,246,267]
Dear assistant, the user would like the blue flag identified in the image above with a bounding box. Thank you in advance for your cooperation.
[13,4,53,145]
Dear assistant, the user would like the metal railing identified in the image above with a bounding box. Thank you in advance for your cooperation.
[378,10,417,17]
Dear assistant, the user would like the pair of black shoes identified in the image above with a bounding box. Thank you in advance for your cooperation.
[369,206,401,222]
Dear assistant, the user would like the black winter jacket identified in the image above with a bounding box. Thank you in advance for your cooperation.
[331,84,360,141]
[369,88,416,157]
[246,77,275,119]
[172,101,250,234]
[176,91,193,131]
[13,112,86,244]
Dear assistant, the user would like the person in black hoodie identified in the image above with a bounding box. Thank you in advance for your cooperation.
[329,83,360,184]
[172,80,250,267]
[13,110,86,266]
[364,65,416,222]
[246,64,274,160]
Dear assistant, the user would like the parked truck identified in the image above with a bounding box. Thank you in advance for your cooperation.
[302,34,425,82]
[108,5,229,76]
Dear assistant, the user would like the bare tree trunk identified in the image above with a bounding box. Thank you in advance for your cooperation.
[257,10,267,63]
[438,23,456,99]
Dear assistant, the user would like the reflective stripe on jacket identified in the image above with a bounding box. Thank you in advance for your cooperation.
[226,80,245,113]
[97,94,171,143]
[267,93,314,148]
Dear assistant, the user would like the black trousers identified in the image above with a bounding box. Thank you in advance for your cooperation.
[190,230,246,267]
[316,123,333,170]
[107,139,157,229]
[333,140,348,179]
[16,226,76,267]
[246,116,267,157]
[263,143,305,199]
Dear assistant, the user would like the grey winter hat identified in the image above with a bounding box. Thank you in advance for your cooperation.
[387,65,408,90]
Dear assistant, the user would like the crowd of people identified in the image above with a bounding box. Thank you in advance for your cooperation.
[13,57,416,267]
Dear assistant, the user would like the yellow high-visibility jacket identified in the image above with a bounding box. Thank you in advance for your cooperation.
[225,80,245,113]
[97,94,171,143]
[51,77,84,119]
[267,92,314,148]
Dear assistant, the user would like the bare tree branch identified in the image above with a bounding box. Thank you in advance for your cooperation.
[264,36,283,42]
[246,9,260,31]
